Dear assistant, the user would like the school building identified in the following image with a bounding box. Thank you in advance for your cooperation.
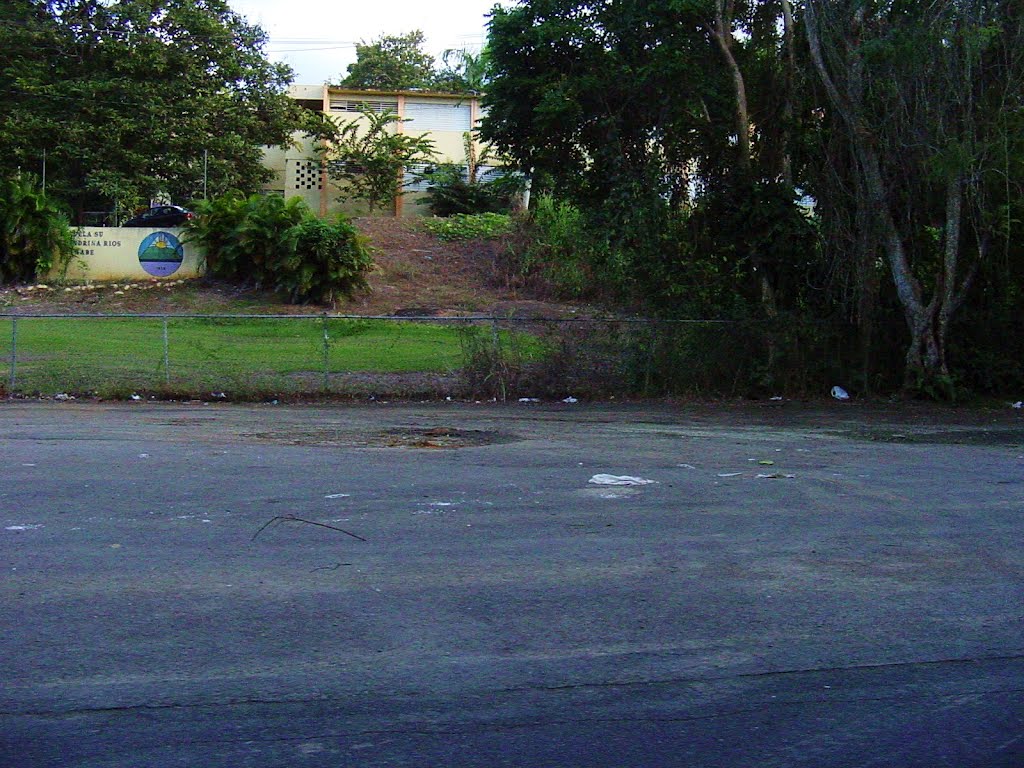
[262,84,497,217]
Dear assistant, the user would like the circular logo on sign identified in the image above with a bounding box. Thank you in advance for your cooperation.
[138,231,184,277]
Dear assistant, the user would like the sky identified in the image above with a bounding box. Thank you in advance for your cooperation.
[228,0,512,85]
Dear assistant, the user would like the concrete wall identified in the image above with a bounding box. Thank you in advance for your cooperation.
[51,227,204,282]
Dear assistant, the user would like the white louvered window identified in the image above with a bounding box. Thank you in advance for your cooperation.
[476,165,508,183]
[329,99,399,114]
[404,101,472,132]
[403,163,433,192]
[327,160,366,176]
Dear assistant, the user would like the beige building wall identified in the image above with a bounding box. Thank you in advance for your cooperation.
[262,87,492,218]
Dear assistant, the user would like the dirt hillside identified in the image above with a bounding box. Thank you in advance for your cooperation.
[0,217,583,318]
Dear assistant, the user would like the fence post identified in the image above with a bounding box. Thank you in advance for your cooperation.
[491,318,507,402]
[321,314,330,391]
[644,321,657,396]
[8,317,16,397]
[162,316,170,386]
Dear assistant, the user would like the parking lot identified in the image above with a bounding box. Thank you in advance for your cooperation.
[1,400,1022,767]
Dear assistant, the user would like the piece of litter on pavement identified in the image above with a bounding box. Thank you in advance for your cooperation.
[716,472,743,478]
[130,394,142,401]
[5,524,43,531]
[589,474,657,486]
[770,396,784,401]
[324,493,351,499]
[54,393,73,401]
[518,397,541,403]
[678,463,697,469]
[831,385,850,401]
[138,453,149,458]
[758,460,775,466]
[563,396,579,404]
[756,473,796,479]
[1012,401,1023,409]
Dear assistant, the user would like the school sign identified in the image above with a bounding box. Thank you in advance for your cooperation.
[54,228,204,281]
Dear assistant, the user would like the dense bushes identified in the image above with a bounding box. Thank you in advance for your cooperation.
[418,163,524,217]
[187,194,372,304]
[0,176,75,284]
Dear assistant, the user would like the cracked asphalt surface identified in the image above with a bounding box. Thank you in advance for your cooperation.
[1,400,1022,767]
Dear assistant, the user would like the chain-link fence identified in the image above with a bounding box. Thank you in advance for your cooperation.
[0,313,899,400]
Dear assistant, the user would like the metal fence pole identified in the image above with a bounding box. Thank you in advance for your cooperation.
[321,314,330,391]
[491,318,506,402]
[162,316,170,386]
[8,317,16,396]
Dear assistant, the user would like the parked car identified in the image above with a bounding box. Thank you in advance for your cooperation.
[121,205,194,227]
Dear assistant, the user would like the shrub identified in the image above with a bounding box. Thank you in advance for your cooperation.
[418,163,525,217]
[501,195,610,299]
[0,175,75,284]
[188,194,372,304]
[279,216,373,303]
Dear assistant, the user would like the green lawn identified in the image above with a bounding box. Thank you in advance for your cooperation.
[0,316,536,397]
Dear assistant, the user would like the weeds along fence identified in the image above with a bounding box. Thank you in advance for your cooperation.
[0,313,897,401]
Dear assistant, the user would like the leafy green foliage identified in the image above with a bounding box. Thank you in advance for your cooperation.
[319,108,436,213]
[507,196,602,298]
[678,182,822,313]
[337,33,489,94]
[280,217,373,303]
[0,175,75,283]
[418,163,523,217]
[339,31,436,90]
[481,0,815,311]
[482,1,727,205]
[0,0,306,220]
[432,48,491,94]
[188,194,372,304]
[422,213,513,242]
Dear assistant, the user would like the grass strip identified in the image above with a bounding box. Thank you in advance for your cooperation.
[2,316,539,397]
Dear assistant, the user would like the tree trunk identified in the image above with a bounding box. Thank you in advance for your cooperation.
[712,0,751,177]
[711,0,774,319]
[780,0,796,187]
[804,1,959,392]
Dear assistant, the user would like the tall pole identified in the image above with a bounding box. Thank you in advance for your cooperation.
[203,149,208,199]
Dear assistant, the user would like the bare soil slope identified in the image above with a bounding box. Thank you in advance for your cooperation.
[0,217,580,318]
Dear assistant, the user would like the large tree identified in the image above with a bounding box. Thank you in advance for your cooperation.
[339,30,436,91]
[481,0,816,309]
[804,0,1024,391]
[0,0,305,221]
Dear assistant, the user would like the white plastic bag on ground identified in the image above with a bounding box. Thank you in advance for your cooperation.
[589,474,657,486]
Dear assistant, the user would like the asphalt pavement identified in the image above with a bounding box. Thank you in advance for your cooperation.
[1,400,1022,767]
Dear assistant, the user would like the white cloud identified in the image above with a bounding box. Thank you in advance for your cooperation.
[229,0,509,84]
